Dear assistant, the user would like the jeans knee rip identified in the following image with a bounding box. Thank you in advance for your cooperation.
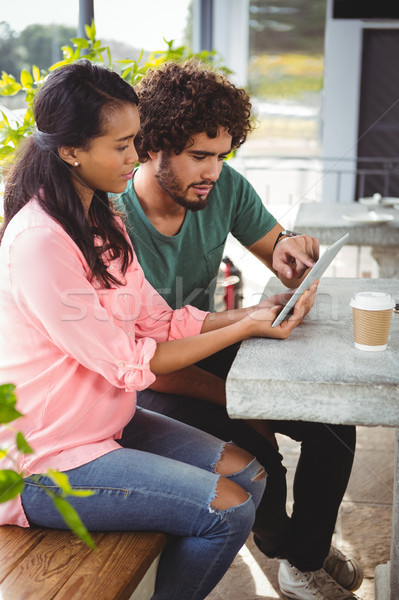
[252,465,267,482]
[230,456,266,482]
[208,491,252,516]
[210,440,230,472]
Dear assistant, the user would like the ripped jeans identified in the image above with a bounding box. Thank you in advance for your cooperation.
[21,407,266,600]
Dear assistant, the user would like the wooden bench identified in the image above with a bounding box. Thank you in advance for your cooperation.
[0,525,167,599]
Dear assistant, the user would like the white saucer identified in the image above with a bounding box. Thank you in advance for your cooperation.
[342,212,394,225]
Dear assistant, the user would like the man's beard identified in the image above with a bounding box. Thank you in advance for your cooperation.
[155,152,214,212]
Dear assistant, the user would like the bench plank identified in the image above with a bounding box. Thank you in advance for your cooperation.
[53,531,167,600]
[0,526,47,581]
[0,526,167,600]
[0,528,102,599]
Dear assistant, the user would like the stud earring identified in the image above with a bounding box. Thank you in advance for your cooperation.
[74,161,79,167]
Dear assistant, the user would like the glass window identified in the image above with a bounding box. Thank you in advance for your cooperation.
[246,0,326,157]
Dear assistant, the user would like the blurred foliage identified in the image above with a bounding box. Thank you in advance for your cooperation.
[0,383,95,548]
[0,22,76,76]
[248,53,324,99]
[0,22,27,76]
[0,21,227,168]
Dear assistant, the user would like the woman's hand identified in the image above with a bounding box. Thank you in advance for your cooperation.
[257,291,295,310]
[151,283,318,375]
[244,281,318,340]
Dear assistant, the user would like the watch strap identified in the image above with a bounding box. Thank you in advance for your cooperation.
[273,230,302,252]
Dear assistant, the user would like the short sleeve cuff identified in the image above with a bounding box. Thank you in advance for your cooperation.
[168,305,209,340]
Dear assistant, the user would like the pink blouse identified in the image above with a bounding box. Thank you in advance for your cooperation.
[0,200,207,526]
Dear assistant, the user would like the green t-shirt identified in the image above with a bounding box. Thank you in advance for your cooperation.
[117,162,277,311]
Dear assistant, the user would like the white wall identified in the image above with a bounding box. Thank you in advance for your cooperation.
[212,0,249,86]
[192,0,249,86]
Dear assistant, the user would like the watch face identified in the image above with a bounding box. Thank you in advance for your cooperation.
[282,230,300,237]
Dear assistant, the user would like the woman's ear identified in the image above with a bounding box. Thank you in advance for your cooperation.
[58,146,79,167]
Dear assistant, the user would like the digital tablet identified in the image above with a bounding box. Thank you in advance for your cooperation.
[271,232,349,327]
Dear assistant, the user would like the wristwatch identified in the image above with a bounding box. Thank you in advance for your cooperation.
[273,229,303,251]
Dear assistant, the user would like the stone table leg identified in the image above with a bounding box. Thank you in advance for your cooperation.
[371,247,399,279]
[390,429,399,600]
[375,429,398,600]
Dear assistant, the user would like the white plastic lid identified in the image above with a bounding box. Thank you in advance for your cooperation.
[349,291,395,311]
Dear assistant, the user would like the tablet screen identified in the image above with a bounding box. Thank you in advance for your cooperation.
[271,233,349,327]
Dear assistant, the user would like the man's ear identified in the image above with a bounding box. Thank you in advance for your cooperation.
[58,146,79,166]
[147,150,159,161]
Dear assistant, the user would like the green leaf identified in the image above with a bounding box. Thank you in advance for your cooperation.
[0,405,23,424]
[84,22,96,43]
[16,432,34,454]
[47,469,72,492]
[47,469,94,497]
[116,59,134,65]
[0,384,23,424]
[0,81,22,97]
[0,383,15,402]
[0,470,25,503]
[71,38,89,49]
[32,65,41,82]
[0,111,9,126]
[1,72,17,85]
[49,60,70,71]
[61,45,73,60]
[20,70,33,88]
[52,495,96,549]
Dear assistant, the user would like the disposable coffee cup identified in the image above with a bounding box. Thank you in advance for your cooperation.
[349,292,395,351]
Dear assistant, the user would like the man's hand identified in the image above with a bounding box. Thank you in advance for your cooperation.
[273,234,319,281]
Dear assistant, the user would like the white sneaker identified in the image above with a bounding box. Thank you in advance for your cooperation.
[278,559,361,600]
[323,546,363,591]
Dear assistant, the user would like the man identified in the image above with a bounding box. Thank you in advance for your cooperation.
[117,60,362,600]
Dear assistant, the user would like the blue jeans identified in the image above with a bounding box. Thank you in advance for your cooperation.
[21,407,266,600]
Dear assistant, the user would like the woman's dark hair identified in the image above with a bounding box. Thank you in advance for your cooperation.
[135,59,254,162]
[1,59,139,288]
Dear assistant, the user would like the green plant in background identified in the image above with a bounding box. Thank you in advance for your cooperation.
[0,20,228,168]
[117,37,229,86]
[0,383,95,548]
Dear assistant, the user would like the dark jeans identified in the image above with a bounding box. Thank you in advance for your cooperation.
[138,344,356,572]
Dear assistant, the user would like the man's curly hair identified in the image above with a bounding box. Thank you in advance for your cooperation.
[135,60,254,162]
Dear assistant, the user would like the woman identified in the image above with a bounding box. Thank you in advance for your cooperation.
[0,60,316,600]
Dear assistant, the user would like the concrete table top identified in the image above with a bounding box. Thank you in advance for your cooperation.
[294,202,399,247]
[226,278,399,427]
